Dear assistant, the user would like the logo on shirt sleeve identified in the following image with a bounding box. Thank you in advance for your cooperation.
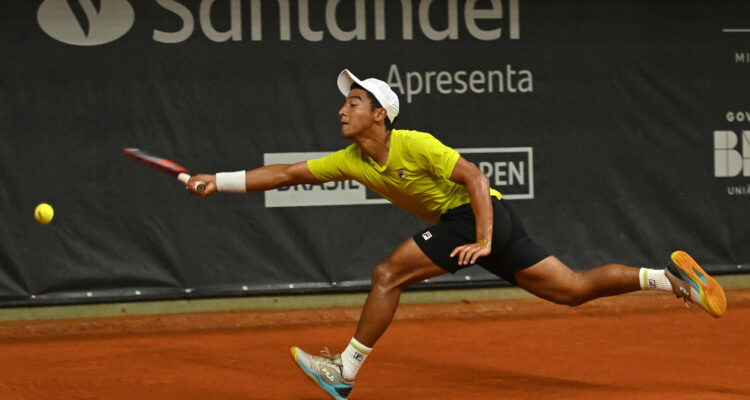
[422,231,433,241]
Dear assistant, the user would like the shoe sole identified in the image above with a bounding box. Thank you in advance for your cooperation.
[290,347,348,400]
[671,250,727,318]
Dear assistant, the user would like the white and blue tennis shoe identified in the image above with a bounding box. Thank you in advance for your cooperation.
[291,346,354,399]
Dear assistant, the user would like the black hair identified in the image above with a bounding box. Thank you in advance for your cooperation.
[350,82,396,130]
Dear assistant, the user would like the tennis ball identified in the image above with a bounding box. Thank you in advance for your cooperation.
[34,203,54,224]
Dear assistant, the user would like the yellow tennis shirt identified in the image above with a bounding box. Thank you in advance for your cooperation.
[307,129,502,223]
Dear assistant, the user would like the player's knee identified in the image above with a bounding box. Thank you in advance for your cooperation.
[371,261,398,290]
[371,259,414,291]
[551,282,590,306]
[557,293,587,307]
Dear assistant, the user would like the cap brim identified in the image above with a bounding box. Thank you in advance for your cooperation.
[337,69,361,97]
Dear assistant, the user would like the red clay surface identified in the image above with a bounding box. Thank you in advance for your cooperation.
[2,289,750,400]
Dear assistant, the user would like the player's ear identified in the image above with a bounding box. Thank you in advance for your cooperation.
[374,107,387,123]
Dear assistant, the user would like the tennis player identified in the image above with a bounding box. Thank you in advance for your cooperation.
[187,69,727,400]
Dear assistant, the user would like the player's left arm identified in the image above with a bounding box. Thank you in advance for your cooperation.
[448,156,493,266]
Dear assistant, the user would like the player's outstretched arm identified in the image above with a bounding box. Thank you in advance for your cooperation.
[186,161,323,197]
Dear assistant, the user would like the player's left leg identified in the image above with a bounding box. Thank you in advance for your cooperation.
[514,253,727,317]
[494,200,726,315]
[513,256,641,306]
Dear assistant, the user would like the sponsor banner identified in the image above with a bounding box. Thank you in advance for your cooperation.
[37,0,135,46]
[461,147,533,199]
[36,0,521,46]
[714,130,750,195]
[0,1,748,306]
[264,147,533,207]
[710,24,750,198]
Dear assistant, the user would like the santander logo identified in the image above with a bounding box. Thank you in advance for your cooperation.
[37,0,134,46]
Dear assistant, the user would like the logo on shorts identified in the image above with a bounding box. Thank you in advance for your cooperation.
[353,352,364,361]
[422,231,433,241]
[648,278,657,289]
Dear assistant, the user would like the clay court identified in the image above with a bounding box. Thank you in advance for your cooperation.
[2,288,749,400]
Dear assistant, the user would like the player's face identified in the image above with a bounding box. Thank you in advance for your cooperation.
[338,88,379,139]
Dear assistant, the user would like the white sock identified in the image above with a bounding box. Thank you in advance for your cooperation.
[639,268,673,291]
[341,337,372,381]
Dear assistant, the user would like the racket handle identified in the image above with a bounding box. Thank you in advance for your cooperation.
[177,173,206,194]
[177,172,191,184]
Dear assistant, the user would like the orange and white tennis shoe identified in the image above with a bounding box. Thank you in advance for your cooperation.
[665,250,727,318]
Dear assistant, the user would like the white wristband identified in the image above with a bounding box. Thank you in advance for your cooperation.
[215,170,246,193]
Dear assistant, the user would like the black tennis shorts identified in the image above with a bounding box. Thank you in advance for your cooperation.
[413,198,549,284]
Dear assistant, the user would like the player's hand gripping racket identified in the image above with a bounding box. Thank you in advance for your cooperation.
[121,148,206,193]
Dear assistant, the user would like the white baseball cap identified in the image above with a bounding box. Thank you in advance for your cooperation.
[337,69,399,123]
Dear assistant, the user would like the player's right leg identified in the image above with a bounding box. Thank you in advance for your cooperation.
[290,347,354,400]
[290,237,446,399]
[352,238,447,346]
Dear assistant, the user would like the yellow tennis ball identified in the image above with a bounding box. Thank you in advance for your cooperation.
[35,203,54,224]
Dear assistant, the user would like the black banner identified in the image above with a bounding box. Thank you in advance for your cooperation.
[1,0,748,305]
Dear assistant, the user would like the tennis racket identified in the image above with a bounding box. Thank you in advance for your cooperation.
[122,148,206,193]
